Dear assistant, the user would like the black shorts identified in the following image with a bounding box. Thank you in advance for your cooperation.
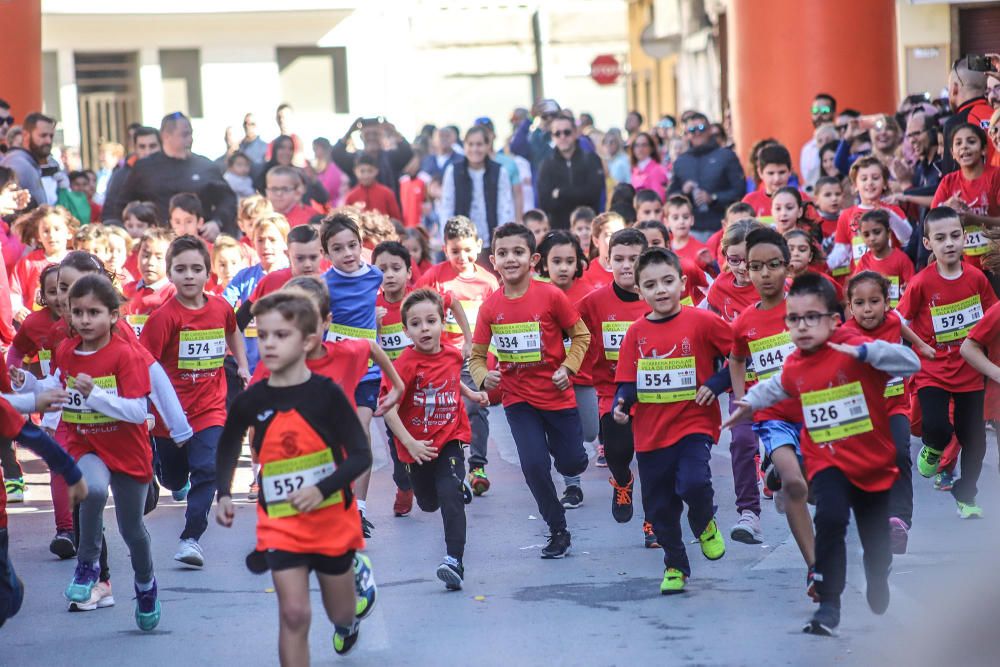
[264,549,355,576]
[354,379,380,412]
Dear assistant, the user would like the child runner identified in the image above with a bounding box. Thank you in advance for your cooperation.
[666,196,715,276]
[216,291,374,659]
[706,201,756,269]
[208,235,247,296]
[728,272,920,636]
[140,235,250,568]
[470,222,591,558]
[382,288,488,590]
[898,206,997,518]
[613,246,730,594]
[570,205,596,259]
[635,220,709,306]
[169,192,210,243]
[523,209,551,250]
[785,229,846,304]
[583,212,627,289]
[105,225,134,286]
[10,204,76,322]
[813,175,845,259]
[853,209,915,309]
[634,189,663,225]
[742,143,795,217]
[704,220,764,322]
[122,228,176,338]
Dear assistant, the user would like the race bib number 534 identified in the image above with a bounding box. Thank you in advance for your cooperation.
[491,322,541,362]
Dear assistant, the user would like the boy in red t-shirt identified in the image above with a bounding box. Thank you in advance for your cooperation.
[383,289,489,591]
[470,223,591,559]
[613,247,731,595]
[140,236,249,569]
[635,219,708,307]
[730,272,920,636]
[265,166,317,228]
[666,195,715,275]
[742,144,794,217]
[898,206,997,518]
[344,153,402,220]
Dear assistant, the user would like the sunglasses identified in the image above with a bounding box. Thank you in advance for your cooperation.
[0,116,13,126]
[552,129,573,138]
[811,105,833,115]
[685,124,707,134]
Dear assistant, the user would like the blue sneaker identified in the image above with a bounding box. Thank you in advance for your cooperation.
[353,553,377,619]
[171,480,191,502]
[65,560,100,602]
[134,578,161,631]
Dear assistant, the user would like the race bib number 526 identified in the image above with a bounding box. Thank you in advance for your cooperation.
[801,381,872,443]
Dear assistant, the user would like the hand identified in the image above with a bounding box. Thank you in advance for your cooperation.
[918,342,937,360]
[289,485,324,513]
[693,189,712,207]
[473,391,490,407]
[694,385,717,406]
[13,307,30,324]
[238,365,251,386]
[405,438,439,463]
[721,400,754,429]
[8,366,25,388]
[944,196,969,213]
[682,180,698,195]
[612,398,630,424]
[461,341,472,360]
[74,373,95,398]
[14,189,30,210]
[36,388,70,413]
[552,366,571,391]
[375,306,387,325]
[374,386,401,416]
[67,477,88,505]
[890,157,913,186]
[483,370,501,391]
[827,342,861,358]
[216,496,235,527]
[200,221,222,243]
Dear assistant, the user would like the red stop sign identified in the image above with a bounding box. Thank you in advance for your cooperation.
[590,54,621,85]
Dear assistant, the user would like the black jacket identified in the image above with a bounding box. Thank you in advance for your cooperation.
[666,141,746,232]
[331,139,413,202]
[100,161,132,223]
[119,152,237,235]
[536,143,605,229]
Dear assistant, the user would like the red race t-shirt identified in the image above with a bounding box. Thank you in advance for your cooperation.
[122,279,176,338]
[473,279,581,411]
[615,307,732,451]
[672,237,713,274]
[250,267,293,301]
[931,167,1000,269]
[558,278,598,385]
[250,339,370,410]
[841,310,910,417]
[834,203,908,268]
[854,248,915,308]
[582,259,614,291]
[12,306,61,375]
[731,299,803,423]
[897,264,997,392]
[10,249,58,310]
[375,290,452,360]
[417,261,498,348]
[54,334,152,481]
[679,258,709,306]
[140,294,237,433]
[385,345,471,463]
[780,327,898,492]
[705,271,759,323]
[967,302,1000,421]
[578,283,650,415]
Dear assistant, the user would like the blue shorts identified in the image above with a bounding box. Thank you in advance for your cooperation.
[354,379,381,412]
[752,420,803,458]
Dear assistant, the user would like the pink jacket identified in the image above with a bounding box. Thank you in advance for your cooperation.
[631,160,669,201]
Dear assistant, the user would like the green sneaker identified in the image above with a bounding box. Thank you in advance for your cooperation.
[916,445,943,478]
[353,553,377,619]
[957,500,983,520]
[660,567,687,595]
[699,518,726,561]
[333,619,360,656]
[4,477,24,503]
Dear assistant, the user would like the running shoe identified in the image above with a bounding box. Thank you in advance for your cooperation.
[65,560,100,602]
[353,553,377,619]
[698,519,726,561]
[957,499,984,520]
[595,444,607,468]
[171,480,191,502]
[888,517,909,554]
[49,531,76,560]
[360,511,374,538]
[247,482,259,501]
[916,445,943,478]
[729,510,763,545]
[468,467,491,496]
[560,485,583,510]
[462,479,473,505]
[436,556,464,591]
[806,566,819,603]
[174,538,205,568]
[803,603,840,636]
[4,477,24,503]
[134,578,161,631]
[643,521,660,549]
[610,476,634,523]
[541,529,571,559]
[69,580,115,612]
[333,619,360,656]
[934,470,955,491]
[393,489,414,517]
[866,570,890,615]
[660,567,687,595]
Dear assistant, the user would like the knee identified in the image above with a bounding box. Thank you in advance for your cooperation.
[280,601,311,631]
[813,502,848,530]
[416,496,440,513]
[83,484,109,506]
[783,477,809,503]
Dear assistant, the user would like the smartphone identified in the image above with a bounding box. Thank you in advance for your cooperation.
[355,116,386,130]
[967,54,997,73]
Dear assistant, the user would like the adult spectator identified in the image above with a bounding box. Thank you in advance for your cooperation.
[0,112,65,208]
[256,135,327,208]
[629,131,668,201]
[0,99,12,154]
[942,56,995,173]
[602,128,631,185]
[988,72,1000,109]
[439,125,515,250]
[510,100,597,177]
[474,117,524,222]
[215,126,240,170]
[239,113,268,165]
[266,103,305,166]
[331,116,413,201]
[666,112,746,238]
[891,111,943,210]
[419,126,462,182]
[536,112,604,229]
[118,112,237,236]
[800,93,837,186]
[311,137,345,206]
[624,110,643,143]
[990,107,1000,168]
[101,126,160,224]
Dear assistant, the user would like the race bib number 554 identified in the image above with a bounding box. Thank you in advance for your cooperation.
[637,357,696,403]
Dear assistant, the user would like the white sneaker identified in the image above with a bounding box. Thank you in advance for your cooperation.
[729,510,763,544]
[174,538,205,568]
[774,489,787,515]
[69,580,115,612]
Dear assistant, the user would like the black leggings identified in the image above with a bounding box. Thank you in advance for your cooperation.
[0,439,21,481]
[889,414,913,528]
[917,387,985,504]
[407,441,466,560]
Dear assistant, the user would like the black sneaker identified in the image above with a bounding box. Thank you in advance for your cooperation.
[610,476,634,523]
[560,485,583,509]
[765,464,782,493]
[541,529,571,559]
[360,512,374,538]
[803,602,840,636]
[49,531,76,560]
[436,557,464,591]
[333,619,360,655]
[866,569,890,615]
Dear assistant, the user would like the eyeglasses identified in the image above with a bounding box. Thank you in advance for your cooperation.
[811,105,833,115]
[632,141,652,148]
[685,124,707,134]
[552,129,573,138]
[747,259,787,272]
[785,312,836,328]
[724,255,746,266]
[266,186,296,195]
[0,116,14,127]
[835,124,848,134]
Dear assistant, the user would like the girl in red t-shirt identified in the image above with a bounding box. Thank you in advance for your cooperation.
[854,209,914,308]
[10,205,76,323]
[785,229,845,305]
[705,220,762,323]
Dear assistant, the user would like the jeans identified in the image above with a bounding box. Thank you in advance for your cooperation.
[889,414,913,527]
[155,426,222,541]
[636,435,717,577]
[504,403,588,532]
[729,399,761,516]
[462,367,490,469]
[574,385,600,443]
[917,387,985,504]
[0,528,23,628]
[408,441,467,559]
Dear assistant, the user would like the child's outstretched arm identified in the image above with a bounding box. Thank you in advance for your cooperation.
[900,321,935,359]
[961,337,1000,383]
[828,339,920,376]
[722,373,791,429]
[382,405,438,463]
[368,340,404,415]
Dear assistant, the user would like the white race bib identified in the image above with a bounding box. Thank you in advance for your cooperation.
[930,295,982,343]
[63,376,119,425]
[378,322,412,360]
[491,322,541,363]
[261,448,342,518]
[747,331,795,381]
[178,328,226,370]
[126,314,148,339]
[601,321,631,361]
[965,225,989,257]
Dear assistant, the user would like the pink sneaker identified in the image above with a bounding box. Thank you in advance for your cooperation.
[889,517,908,555]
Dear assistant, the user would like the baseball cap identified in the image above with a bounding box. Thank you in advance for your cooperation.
[537,99,560,115]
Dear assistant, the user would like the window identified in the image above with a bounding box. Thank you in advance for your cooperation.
[276,47,349,114]
[159,49,203,118]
